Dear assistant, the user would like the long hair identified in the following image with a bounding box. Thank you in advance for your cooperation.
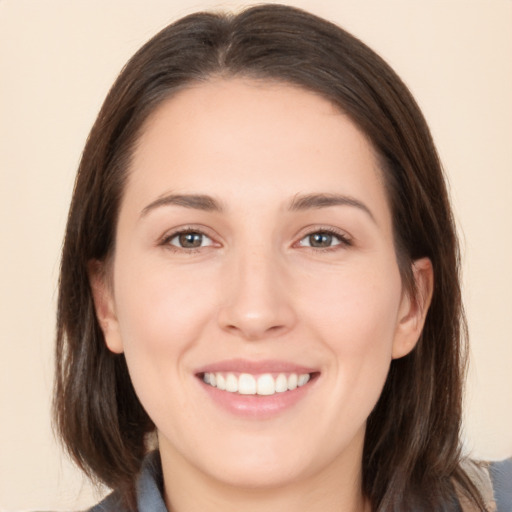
[54,5,483,510]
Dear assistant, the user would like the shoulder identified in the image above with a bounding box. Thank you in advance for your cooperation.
[86,491,126,512]
[85,451,166,512]
[489,458,512,512]
[455,458,511,512]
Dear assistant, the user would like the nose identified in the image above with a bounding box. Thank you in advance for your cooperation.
[217,246,297,341]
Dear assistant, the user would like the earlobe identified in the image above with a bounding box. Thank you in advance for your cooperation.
[392,257,434,359]
[88,260,124,354]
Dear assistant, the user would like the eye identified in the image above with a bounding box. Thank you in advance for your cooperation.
[298,230,350,249]
[166,230,214,249]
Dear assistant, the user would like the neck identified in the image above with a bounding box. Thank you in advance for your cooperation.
[159,441,370,512]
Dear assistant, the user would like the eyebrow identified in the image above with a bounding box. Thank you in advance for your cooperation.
[140,192,375,222]
[288,193,375,222]
[141,193,224,217]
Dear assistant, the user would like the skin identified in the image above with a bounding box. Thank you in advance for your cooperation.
[91,78,433,512]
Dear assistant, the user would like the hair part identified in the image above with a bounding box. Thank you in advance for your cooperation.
[54,4,482,510]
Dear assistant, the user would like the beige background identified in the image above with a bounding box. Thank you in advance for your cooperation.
[0,0,511,510]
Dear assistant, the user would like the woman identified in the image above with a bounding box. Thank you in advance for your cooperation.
[53,4,510,511]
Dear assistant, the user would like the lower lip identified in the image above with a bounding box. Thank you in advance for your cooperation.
[198,376,317,419]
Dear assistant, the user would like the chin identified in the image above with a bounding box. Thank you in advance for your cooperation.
[204,456,308,490]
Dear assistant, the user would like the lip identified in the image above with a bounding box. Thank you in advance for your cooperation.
[195,358,320,419]
[195,358,318,375]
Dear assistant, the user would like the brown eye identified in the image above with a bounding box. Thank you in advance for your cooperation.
[168,231,213,249]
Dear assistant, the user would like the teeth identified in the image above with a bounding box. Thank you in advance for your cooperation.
[256,374,275,395]
[275,373,288,393]
[298,374,310,387]
[238,374,256,395]
[225,373,238,393]
[202,372,311,395]
[288,373,298,390]
[216,374,226,391]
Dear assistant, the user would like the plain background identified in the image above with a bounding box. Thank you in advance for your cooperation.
[0,0,511,510]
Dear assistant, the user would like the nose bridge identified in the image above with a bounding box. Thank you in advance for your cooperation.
[218,239,296,340]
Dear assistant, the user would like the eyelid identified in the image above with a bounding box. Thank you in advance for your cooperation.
[159,225,221,251]
[157,224,352,252]
[293,225,353,250]
[170,232,213,248]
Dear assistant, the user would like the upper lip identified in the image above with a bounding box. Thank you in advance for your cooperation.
[195,358,319,375]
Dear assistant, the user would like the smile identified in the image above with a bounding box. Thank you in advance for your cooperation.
[196,361,319,418]
[202,372,312,396]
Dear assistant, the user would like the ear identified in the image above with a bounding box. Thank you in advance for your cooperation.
[88,260,124,354]
[392,257,434,359]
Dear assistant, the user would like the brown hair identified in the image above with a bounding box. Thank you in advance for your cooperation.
[54,4,483,510]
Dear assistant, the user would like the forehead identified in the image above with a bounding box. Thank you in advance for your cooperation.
[124,78,389,224]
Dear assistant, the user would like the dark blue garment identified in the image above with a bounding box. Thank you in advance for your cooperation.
[89,452,512,511]
[489,458,512,511]
[89,452,165,512]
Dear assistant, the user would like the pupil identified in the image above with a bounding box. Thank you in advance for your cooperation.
[310,233,332,247]
[179,233,202,247]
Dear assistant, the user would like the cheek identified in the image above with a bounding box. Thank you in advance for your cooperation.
[304,263,402,350]
[299,261,402,402]
[111,258,219,410]
[114,259,214,349]
[111,260,218,429]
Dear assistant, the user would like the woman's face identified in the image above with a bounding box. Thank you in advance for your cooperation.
[93,79,430,491]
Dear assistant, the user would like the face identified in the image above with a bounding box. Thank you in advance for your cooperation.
[92,79,431,492]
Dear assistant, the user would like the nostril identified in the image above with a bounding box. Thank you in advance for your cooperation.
[223,323,288,341]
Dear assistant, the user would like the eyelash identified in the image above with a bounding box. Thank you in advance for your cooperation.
[160,227,215,253]
[296,227,352,251]
[160,226,352,253]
